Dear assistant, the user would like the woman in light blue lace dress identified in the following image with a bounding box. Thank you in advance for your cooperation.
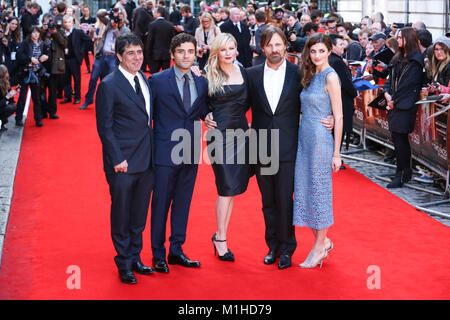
[293,33,343,269]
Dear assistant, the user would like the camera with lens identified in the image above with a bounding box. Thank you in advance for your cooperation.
[37,67,51,80]
[48,18,61,30]
[108,8,121,24]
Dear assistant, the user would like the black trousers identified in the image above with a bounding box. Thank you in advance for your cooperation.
[105,168,154,272]
[255,161,297,256]
[83,41,93,72]
[148,59,170,74]
[46,74,64,116]
[0,101,16,125]
[151,164,198,260]
[391,131,411,172]
[15,82,42,123]
[63,57,81,100]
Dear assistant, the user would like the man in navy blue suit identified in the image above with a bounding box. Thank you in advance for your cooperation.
[96,33,154,284]
[149,33,209,273]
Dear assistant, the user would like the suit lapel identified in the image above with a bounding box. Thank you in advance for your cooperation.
[274,61,293,114]
[168,67,185,112]
[114,69,148,116]
[257,64,274,116]
[189,73,203,114]
[139,70,152,119]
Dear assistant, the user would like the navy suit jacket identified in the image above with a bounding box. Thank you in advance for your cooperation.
[96,68,154,174]
[149,67,209,166]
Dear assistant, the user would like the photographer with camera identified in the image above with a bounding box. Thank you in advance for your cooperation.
[15,26,50,127]
[41,14,68,120]
[286,13,304,53]
[363,32,389,85]
[80,8,130,110]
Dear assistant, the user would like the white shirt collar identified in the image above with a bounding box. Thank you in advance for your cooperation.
[119,65,140,84]
[264,59,287,73]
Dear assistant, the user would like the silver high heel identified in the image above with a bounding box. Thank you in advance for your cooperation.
[325,238,334,255]
[299,249,328,269]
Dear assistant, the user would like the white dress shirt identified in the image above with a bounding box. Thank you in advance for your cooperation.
[263,59,286,114]
[118,65,151,122]
[234,22,242,33]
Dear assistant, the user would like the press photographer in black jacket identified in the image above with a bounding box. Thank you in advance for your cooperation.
[383,27,424,188]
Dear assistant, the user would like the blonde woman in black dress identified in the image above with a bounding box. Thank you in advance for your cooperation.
[205,33,251,261]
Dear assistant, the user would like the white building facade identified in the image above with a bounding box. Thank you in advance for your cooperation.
[337,0,449,39]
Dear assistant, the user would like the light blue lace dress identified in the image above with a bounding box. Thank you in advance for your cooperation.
[293,67,336,230]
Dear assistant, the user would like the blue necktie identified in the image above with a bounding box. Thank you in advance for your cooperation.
[183,73,191,112]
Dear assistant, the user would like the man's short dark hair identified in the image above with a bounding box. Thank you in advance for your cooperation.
[329,34,344,46]
[156,6,167,17]
[115,33,144,56]
[310,9,323,20]
[416,29,433,48]
[170,33,196,55]
[255,10,266,23]
[180,5,191,13]
[56,2,66,13]
[303,22,318,33]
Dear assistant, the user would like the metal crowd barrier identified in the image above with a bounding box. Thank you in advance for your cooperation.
[348,88,450,218]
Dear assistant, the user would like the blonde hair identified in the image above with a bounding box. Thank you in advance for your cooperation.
[199,12,216,30]
[205,33,237,96]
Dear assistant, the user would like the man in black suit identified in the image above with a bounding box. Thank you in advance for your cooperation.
[205,27,334,269]
[328,34,357,152]
[219,7,252,67]
[20,2,39,39]
[96,33,154,284]
[145,7,176,74]
[132,0,154,71]
[61,15,93,104]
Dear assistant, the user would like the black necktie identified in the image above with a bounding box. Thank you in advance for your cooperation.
[134,75,145,104]
[183,73,191,112]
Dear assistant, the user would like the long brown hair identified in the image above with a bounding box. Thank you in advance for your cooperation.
[392,27,420,65]
[6,17,21,44]
[301,33,332,88]
[430,41,450,82]
[0,65,11,97]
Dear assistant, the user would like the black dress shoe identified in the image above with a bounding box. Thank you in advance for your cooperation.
[168,253,201,268]
[153,258,169,273]
[15,120,24,127]
[80,102,91,110]
[264,250,280,265]
[36,121,44,127]
[402,168,412,184]
[278,255,292,270]
[119,271,137,284]
[60,98,72,104]
[132,261,154,275]
[73,98,81,104]
[387,173,403,189]
[49,114,59,119]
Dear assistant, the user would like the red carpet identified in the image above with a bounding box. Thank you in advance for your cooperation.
[0,64,449,300]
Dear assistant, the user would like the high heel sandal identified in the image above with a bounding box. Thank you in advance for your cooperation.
[212,234,235,262]
[299,249,328,269]
[325,238,334,254]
